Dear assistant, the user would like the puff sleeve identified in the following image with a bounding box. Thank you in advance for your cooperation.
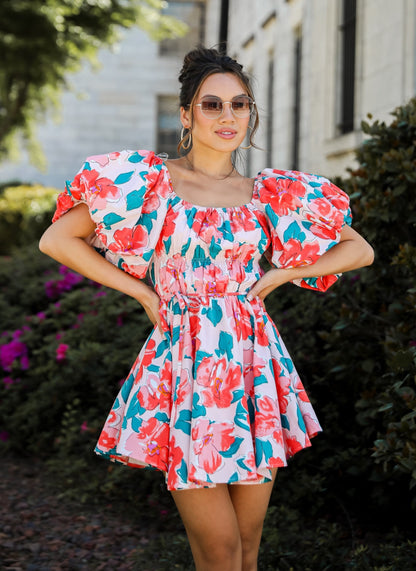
[52,149,172,279]
[257,168,352,291]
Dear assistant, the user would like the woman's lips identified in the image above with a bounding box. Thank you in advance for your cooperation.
[215,129,237,139]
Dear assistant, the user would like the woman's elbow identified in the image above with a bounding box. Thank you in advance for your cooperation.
[360,241,375,267]
[39,225,59,256]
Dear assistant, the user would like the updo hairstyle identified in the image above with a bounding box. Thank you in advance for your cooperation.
[177,47,259,154]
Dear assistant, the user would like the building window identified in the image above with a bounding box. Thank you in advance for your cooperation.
[339,0,357,134]
[156,96,181,158]
[291,31,302,171]
[159,1,205,57]
[266,54,275,167]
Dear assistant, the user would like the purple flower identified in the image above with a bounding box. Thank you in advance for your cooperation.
[3,376,15,388]
[0,335,29,372]
[56,343,69,362]
[117,316,123,327]
[36,312,47,320]
[0,431,9,442]
[94,290,107,298]
[80,421,89,432]
[45,266,84,299]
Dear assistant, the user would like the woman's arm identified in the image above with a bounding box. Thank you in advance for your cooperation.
[39,203,162,331]
[247,225,374,301]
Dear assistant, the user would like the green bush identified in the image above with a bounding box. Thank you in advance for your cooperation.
[264,98,416,524]
[0,183,58,253]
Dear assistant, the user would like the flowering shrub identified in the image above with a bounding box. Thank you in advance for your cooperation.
[0,244,152,457]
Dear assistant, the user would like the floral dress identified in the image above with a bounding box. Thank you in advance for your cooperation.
[53,149,351,490]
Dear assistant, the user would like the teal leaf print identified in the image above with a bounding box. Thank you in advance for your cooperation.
[114,171,134,185]
[254,374,268,386]
[234,400,251,431]
[231,389,245,404]
[255,438,273,464]
[181,237,191,257]
[265,203,279,227]
[126,395,146,418]
[164,236,171,254]
[192,244,207,267]
[155,412,170,423]
[209,237,222,259]
[126,189,145,211]
[283,221,306,243]
[139,211,156,234]
[237,457,252,472]
[281,415,290,431]
[192,393,206,418]
[147,364,159,373]
[281,358,294,374]
[219,436,244,458]
[131,416,143,432]
[228,472,239,483]
[217,331,234,360]
[219,220,234,242]
[297,406,306,433]
[155,338,170,358]
[175,409,191,435]
[178,459,188,482]
[203,299,223,326]
[128,152,145,163]
[121,374,134,401]
[102,212,125,229]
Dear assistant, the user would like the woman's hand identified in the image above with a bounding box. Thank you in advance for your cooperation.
[247,225,374,302]
[247,268,294,301]
[138,288,164,335]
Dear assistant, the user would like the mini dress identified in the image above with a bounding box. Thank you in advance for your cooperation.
[53,149,352,491]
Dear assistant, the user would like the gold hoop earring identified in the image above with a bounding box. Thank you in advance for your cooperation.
[240,125,253,150]
[180,127,192,150]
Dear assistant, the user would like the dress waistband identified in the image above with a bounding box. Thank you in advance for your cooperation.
[160,291,246,310]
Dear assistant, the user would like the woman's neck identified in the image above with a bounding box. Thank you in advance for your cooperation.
[183,149,236,179]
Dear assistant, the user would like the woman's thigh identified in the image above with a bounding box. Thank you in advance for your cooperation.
[228,469,278,545]
[171,484,242,568]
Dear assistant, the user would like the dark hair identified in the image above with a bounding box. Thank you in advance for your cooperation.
[177,46,259,153]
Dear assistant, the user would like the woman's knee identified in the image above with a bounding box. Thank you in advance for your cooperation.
[194,527,241,560]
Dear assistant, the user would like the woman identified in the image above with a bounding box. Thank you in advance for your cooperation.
[40,47,374,571]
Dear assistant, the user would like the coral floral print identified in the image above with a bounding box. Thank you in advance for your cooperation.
[53,150,352,490]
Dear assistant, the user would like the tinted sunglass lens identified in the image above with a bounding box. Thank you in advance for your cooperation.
[232,97,251,116]
[201,98,222,116]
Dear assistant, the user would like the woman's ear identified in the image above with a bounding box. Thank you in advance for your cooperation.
[180,106,191,130]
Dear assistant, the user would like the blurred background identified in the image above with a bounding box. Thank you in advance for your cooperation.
[1,1,415,570]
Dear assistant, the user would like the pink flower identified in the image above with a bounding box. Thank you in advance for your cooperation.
[0,333,29,372]
[3,376,17,388]
[0,431,9,442]
[56,343,69,362]
[80,421,89,432]
[192,419,236,474]
[36,312,47,320]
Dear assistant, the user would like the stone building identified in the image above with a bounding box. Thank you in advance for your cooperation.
[206,0,416,177]
[0,0,414,186]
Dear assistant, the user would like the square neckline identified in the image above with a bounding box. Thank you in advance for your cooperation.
[161,159,260,211]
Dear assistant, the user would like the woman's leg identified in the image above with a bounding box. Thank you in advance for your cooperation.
[171,484,242,571]
[228,469,278,571]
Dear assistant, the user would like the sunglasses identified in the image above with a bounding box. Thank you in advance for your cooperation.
[194,95,256,119]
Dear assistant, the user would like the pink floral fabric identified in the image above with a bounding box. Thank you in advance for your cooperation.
[53,149,351,490]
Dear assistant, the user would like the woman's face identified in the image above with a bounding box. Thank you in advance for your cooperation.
[181,72,251,154]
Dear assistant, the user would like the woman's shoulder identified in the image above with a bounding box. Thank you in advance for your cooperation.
[255,167,350,210]
[83,149,164,174]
